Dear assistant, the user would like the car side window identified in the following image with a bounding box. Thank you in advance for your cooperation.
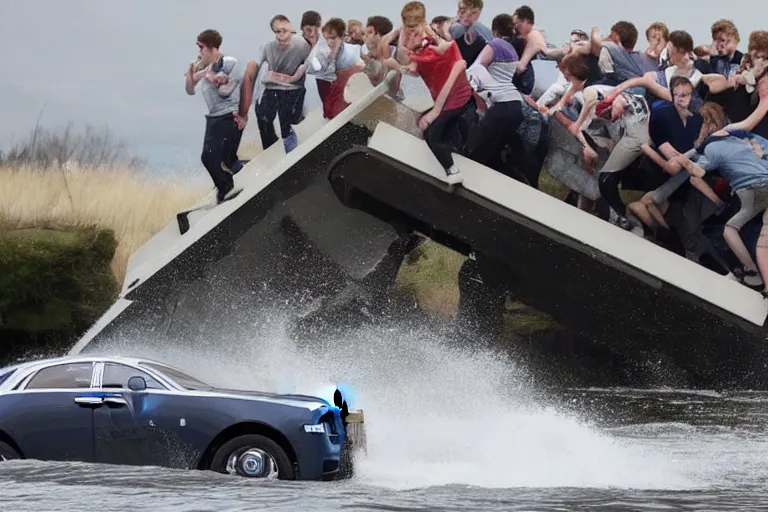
[25,363,94,389]
[102,363,164,390]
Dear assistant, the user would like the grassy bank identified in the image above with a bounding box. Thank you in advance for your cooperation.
[0,165,207,284]
[0,227,119,353]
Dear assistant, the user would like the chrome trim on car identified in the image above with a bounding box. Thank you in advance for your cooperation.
[74,396,103,406]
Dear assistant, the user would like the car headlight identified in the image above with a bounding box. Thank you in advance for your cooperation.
[303,424,326,434]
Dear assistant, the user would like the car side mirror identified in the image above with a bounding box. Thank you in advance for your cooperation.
[127,376,147,391]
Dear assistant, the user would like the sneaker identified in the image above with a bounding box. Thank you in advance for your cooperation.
[445,165,463,185]
[283,129,298,153]
[741,269,764,289]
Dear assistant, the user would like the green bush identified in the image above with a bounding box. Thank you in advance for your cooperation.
[0,227,119,337]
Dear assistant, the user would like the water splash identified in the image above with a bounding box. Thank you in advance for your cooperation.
[91,309,708,491]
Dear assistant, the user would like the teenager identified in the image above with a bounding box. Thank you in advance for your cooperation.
[346,20,365,45]
[309,18,365,120]
[702,30,768,139]
[448,0,493,42]
[301,11,336,110]
[361,16,404,100]
[465,14,524,174]
[570,85,652,229]
[672,101,768,289]
[398,1,476,185]
[605,30,702,111]
[591,21,657,87]
[237,15,311,154]
[185,29,244,203]
[708,19,744,77]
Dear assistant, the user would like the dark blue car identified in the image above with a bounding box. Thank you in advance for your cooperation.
[0,355,365,480]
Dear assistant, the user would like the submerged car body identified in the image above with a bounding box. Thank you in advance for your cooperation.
[0,355,363,480]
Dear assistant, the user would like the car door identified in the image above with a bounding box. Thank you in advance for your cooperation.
[7,362,97,463]
[92,362,170,467]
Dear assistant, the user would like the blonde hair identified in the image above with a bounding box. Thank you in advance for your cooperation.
[748,30,768,55]
[402,1,427,27]
[711,19,740,43]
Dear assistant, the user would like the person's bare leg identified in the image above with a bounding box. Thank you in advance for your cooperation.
[756,215,768,294]
[628,201,656,228]
[644,196,671,230]
[724,225,760,272]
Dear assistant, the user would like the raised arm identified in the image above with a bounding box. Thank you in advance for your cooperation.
[607,72,659,101]
[185,61,207,95]
[590,27,603,57]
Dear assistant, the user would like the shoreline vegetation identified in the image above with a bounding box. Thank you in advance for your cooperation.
[0,122,576,359]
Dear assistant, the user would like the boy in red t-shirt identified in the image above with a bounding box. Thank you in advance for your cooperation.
[399,1,476,185]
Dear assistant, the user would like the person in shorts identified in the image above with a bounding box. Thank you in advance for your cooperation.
[672,102,768,289]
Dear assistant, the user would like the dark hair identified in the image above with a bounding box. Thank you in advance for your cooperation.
[560,54,590,81]
[668,30,694,54]
[322,18,346,38]
[514,6,534,24]
[669,75,694,93]
[270,14,290,31]
[197,29,222,49]
[491,14,515,39]
[571,29,588,41]
[300,11,321,28]
[431,15,451,25]
[368,15,394,36]
[610,21,638,50]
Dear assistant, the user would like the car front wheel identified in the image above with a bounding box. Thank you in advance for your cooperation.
[210,434,295,480]
[0,441,21,462]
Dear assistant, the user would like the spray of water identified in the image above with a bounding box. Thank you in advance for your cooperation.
[92,308,708,491]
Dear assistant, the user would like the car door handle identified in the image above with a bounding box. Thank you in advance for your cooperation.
[103,396,128,407]
[74,396,104,406]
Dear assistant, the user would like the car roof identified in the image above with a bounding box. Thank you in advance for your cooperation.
[3,355,167,374]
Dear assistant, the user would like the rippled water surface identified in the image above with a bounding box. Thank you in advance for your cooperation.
[3,318,768,510]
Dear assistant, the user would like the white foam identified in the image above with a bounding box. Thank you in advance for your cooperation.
[91,310,722,491]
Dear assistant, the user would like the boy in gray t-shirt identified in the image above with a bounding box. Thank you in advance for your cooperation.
[186,29,244,203]
[237,15,311,153]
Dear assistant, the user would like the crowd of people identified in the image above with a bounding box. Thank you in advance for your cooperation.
[184,1,768,296]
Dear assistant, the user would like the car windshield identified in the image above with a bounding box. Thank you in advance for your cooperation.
[139,362,213,390]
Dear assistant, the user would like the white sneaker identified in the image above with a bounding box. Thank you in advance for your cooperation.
[445,165,463,185]
[742,269,764,289]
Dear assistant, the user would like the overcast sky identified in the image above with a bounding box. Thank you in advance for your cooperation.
[1,0,764,174]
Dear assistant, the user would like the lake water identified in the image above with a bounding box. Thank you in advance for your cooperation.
[3,320,768,511]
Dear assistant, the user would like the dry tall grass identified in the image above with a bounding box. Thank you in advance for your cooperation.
[0,165,208,284]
